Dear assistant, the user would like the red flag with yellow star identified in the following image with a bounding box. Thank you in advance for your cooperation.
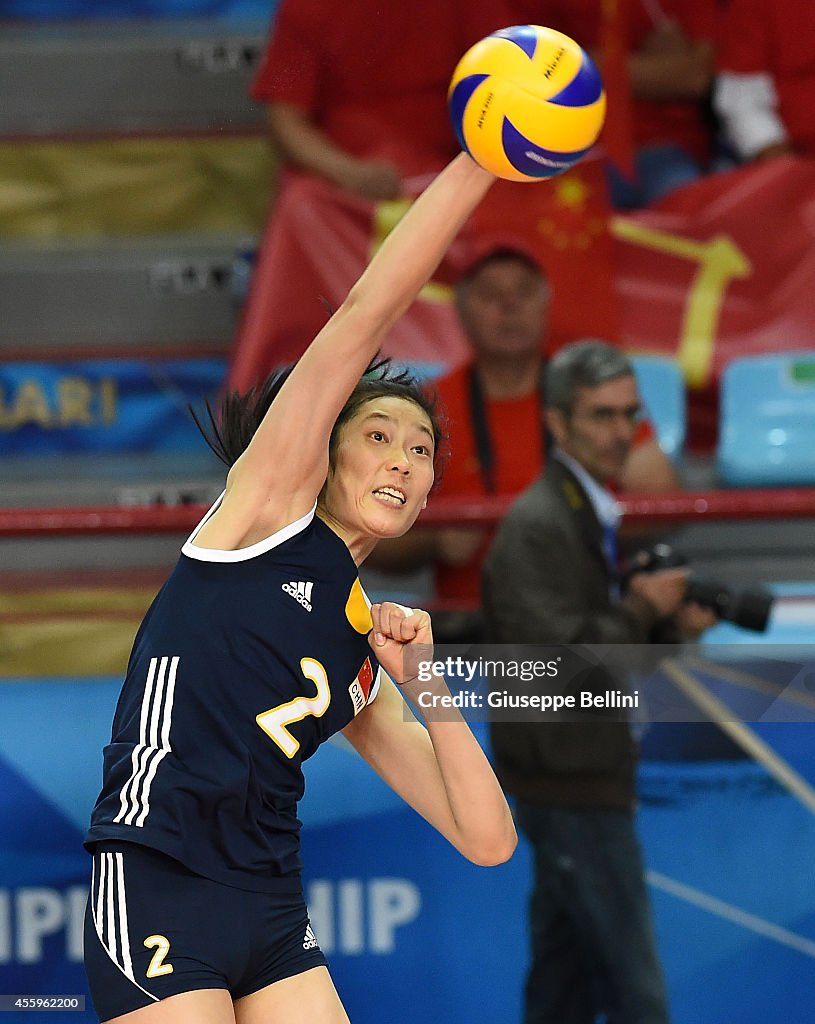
[467,156,620,349]
[229,161,619,394]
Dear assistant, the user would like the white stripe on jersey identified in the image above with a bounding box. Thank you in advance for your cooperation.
[134,749,169,828]
[114,658,158,824]
[160,657,178,750]
[147,656,169,748]
[140,658,159,748]
[90,852,158,1002]
[114,656,179,827]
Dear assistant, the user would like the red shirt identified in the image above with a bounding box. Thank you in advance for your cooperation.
[718,0,815,157]
[432,365,544,606]
[251,0,518,177]
[505,0,719,163]
[431,362,653,605]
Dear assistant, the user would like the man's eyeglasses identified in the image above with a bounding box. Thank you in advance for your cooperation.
[575,404,643,426]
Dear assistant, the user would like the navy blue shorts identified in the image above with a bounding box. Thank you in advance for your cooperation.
[83,841,327,1021]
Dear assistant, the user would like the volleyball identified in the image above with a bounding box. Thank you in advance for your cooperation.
[448,24,606,182]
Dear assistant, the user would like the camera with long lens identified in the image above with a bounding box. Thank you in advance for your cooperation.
[621,543,774,633]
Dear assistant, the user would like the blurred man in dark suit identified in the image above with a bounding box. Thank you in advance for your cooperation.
[483,340,713,1024]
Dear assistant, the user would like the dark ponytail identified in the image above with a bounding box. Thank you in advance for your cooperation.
[192,358,447,477]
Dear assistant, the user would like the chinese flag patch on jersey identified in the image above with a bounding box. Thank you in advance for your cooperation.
[357,657,374,699]
[348,657,375,716]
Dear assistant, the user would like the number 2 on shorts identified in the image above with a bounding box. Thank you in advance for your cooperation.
[144,934,173,977]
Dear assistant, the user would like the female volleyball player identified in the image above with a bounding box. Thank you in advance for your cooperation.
[83,152,516,1024]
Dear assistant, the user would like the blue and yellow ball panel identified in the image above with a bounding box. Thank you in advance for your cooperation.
[501,118,593,179]
[448,24,606,182]
[448,72,489,157]
[547,54,604,108]
[492,23,540,60]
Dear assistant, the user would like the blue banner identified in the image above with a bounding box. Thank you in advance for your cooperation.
[0,358,226,455]
[2,677,815,1023]
[0,1,275,17]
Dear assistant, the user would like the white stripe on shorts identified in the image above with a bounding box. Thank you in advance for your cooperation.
[91,850,158,1003]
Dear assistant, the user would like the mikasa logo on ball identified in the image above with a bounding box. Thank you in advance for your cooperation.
[477,91,494,129]
[542,46,566,79]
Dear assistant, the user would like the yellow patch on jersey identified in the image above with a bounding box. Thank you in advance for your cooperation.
[345,578,373,634]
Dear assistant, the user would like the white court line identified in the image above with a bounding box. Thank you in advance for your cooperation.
[684,655,815,712]
[648,870,815,959]
[661,660,815,816]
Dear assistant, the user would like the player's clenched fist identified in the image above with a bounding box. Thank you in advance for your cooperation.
[369,602,434,683]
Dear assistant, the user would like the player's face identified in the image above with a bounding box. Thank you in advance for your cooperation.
[547,375,642,483]
[324,396,436,538]
[456,258,549,360]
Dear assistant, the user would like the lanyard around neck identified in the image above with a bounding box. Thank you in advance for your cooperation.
[466,364,550,493]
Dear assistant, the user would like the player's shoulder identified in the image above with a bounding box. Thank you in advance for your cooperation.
[180,495,325,566]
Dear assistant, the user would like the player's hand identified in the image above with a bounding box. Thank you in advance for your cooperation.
[369,602,434,684]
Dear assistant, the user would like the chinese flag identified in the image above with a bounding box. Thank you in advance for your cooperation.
[356,657,375,700]
[228,161,619,392]
[467,157,620,348]
[228,171,474,391]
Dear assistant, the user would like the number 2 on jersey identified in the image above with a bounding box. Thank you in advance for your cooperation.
[256,657,331,758]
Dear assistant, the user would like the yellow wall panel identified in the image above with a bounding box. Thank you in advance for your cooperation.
[0,134,276,239]
[0,583,156,676]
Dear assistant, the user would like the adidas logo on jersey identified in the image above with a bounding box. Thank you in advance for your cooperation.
[302,924,320,950]
[282,581,313,612]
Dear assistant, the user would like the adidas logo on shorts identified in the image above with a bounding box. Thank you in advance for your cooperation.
[302,924,320,950]
[282,581,313,612]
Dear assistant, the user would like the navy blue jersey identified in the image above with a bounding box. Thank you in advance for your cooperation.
[86,500,381,891]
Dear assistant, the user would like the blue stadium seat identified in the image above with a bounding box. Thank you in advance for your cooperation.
[718,352,815,486]
[630,355,686,458]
